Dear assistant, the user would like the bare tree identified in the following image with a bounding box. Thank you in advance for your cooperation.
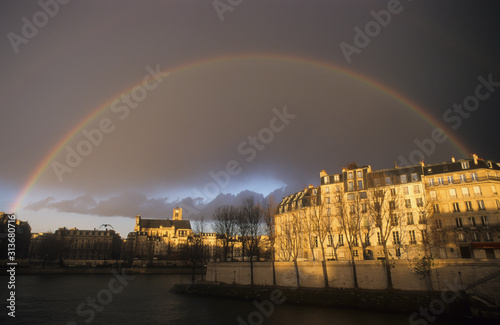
[262,195,278,286]
[367,187,404,290]
[212,205,238,261]
[334,188,359,289]
[240,197,263,286]
[279,209,303,287]
[308,189,331,288]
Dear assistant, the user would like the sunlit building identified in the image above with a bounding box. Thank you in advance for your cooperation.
[274,155,500,262]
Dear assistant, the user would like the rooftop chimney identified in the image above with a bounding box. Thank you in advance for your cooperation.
[472,153,478,165]
[451,157,455,162]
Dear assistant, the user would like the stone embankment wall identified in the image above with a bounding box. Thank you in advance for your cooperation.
[206,259,500,303]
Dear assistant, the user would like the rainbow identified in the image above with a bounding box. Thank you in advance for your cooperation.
[10,53,471,213]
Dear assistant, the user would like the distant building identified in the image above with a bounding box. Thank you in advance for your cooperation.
[274,155,500,262]
[29,227,121,261]
[125,208,193,260]
[0,212,31,259]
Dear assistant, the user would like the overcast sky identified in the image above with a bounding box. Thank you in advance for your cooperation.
[1,0,499,236]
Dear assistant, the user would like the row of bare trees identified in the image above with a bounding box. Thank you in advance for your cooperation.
[212,197,278,286]
[275,185,436,289]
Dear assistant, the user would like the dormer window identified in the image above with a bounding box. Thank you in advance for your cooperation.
[461,161,470,169]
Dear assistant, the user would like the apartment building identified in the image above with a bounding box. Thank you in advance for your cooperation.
[275,155,500,262]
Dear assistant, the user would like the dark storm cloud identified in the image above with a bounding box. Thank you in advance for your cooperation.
[1,1,499,232]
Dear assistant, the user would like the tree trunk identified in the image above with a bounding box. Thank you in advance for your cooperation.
[351,256,359,289]
[271,245,277,286]
[320,245,329,288]
[293,259,301,288]
[383,246,393,290]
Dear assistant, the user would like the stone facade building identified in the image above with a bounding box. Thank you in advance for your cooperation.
[274,155,500,262]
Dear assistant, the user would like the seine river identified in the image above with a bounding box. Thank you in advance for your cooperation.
[0,273,490,325]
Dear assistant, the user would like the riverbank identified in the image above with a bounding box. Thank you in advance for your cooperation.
[171,282,500,321]
[0,265,205,275]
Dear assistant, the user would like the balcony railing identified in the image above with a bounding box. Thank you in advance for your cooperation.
[427,175,500,187]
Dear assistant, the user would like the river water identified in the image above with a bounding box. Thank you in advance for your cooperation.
[0,273,490,325]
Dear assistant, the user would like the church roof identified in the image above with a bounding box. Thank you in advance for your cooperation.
[138,219,191,230]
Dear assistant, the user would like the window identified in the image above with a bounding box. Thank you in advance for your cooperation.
[405,199,412,208]
[465,201,473,211]
[497,200,500,210]
[438,177,444,185]
[414,185,420,194]
[391,213,398,226]
[455,217,463,228]
[416,197,424,207]
[433,204,440,213]
[401,175,407,183]
[334,175,340,182]
[395,248,401,257]
[385,177,391,185]
[338,234,344,246]
[419,212,425,224]
[327,208,331,216]
[389,201,396,209]
[325,187,330,193]
[323,176,329,184]
[374,178,381,186]
[447,176,454,184]
[347,193,355,201]
[436,219,442,229]
[460,174,466,183]
[458,233,466,242]
[313,189,317,194]
[477,200,485,210]
[484,232,492,242]
[377,232,382,245]
[357,171,363,178]
[403,187,409,195]
[348,182,354,191]
[392,231,400,245]
[429,178,435,186]
[407,212,414,225]
[348,172,353,179]
[361,203,367,213]
[468,217,476,228]
[430,190,437,199]
[453,202,461,212]
[411,173,418,182]
[409,230,416,244]
[350,204,356,213]
[360,192,367,199]
[473,185,482,196]
[357,180,364,190]
[462,161,470,169]
[335,185,340,192]
[391,188,396,196]
[449,188,457,199]
[462,187,470,197]
[471,173,478,181]
[313,236,319,248]
[492,186,498,195]
[352,250,359,257]
[327,235,333,246]
[481,216,489,226]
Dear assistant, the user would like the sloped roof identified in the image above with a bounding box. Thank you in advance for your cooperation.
[139,219,191,230]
